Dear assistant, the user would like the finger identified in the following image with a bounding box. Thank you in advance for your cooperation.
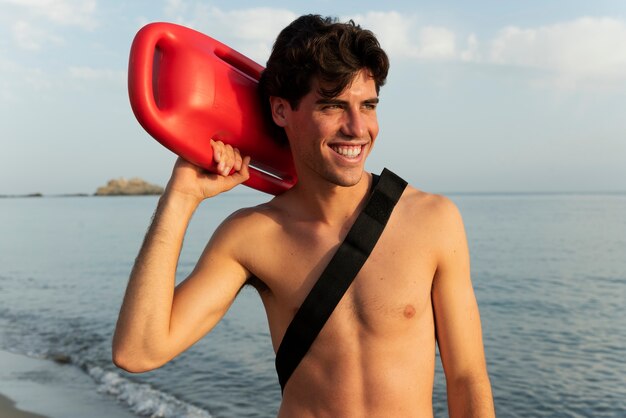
[221,144,235,176]
[210,139,218,160]
[232,155,251,182]
[233,148,243,171]
[214,141,230,174]
[211,139,224,169]
[242,155,251,177]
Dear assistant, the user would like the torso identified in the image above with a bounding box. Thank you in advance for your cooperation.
[227,181,445,417]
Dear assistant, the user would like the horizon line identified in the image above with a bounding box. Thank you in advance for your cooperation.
[2,190,626,198]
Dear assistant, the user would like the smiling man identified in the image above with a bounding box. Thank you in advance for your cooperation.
[113,14,495,417]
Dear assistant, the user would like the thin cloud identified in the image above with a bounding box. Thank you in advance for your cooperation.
[0,56,52,101]
[69,66,125,83]
[12,19,63,50]
[0,0,98,29]
[416,26,456,59]
[356,12,626,88]
[350,11,420,58]
[162,1,296,63]
[489,17,626,88]
[350,11,476,62]
[158,7,464,64]
[1,0,98,53]
[460,34,480,62]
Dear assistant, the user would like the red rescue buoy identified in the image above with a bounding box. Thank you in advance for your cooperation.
[128,22,297,195]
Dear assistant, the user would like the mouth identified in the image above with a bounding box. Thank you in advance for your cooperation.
[329,144,364,160]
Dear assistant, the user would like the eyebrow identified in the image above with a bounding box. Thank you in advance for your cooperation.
[315,97,380,106]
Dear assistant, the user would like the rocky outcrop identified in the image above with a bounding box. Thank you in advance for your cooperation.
[95,177,164,196]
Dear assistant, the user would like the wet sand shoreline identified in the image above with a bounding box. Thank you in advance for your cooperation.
[0,349,136,418]
[0,393,48,418]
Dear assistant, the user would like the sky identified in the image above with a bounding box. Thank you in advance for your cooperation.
[1,0,625,195]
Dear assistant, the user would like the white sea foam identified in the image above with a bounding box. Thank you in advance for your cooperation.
[89,367,213,418]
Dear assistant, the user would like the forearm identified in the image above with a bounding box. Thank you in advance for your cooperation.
[112,190,200,371]
[447,374,495,418]
[113,149,249,372]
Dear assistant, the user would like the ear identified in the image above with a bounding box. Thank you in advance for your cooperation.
[269,96,289,127]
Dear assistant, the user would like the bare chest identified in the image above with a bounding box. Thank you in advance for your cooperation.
[250,216,437,344]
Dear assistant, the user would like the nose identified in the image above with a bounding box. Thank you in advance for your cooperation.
[340,108,366,138]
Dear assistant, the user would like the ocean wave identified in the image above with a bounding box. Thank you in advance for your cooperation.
[89,366,213,418]
[0,312,214,418]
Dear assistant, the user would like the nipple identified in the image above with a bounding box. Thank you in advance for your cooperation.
[403,305,416,319]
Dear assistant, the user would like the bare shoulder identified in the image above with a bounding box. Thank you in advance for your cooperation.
[210,199,285,246]
[205,199,288,274]
[399,186,463,228]
[395,185,466,252]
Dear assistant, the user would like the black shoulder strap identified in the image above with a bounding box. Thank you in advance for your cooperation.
[275,168,408,393]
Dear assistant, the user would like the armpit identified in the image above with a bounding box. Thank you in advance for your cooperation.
[245,274,270,293]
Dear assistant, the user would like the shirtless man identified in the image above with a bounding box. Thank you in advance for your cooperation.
[113,15,495,417]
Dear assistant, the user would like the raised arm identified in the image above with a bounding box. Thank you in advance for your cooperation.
[431,197,495,418]
[112,141,250,373]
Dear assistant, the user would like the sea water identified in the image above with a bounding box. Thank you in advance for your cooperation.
[0,192,624,417]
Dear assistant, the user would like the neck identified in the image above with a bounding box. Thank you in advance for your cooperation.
[286,171,373,225]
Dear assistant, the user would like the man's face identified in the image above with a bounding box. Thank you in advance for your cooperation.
[276,69,380,187]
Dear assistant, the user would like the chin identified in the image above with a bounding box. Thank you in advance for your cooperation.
[324,168,364,188]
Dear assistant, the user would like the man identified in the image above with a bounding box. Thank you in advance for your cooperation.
[113,15,495,417]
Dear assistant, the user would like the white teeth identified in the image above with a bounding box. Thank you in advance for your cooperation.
[331,145,362,158]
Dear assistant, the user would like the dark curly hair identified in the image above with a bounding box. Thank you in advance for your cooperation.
[259,14,390,145]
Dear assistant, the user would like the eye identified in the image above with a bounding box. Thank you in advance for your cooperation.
[320,103,344,112]
[363,102,378,110]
